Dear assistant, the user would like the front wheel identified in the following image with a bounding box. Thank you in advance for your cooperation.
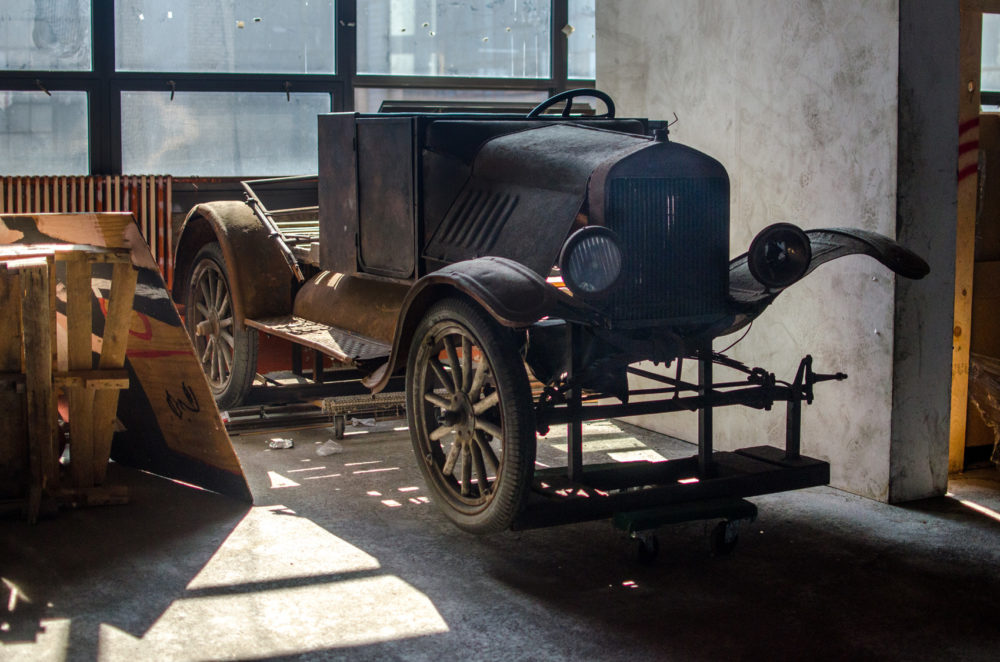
[185,242,258,410]
[406,298,535,534]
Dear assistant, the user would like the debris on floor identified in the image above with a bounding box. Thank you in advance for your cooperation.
[316,439,344,456]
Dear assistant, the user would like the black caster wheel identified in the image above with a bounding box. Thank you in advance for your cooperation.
[633,533,660,564]
[710,520,740,556]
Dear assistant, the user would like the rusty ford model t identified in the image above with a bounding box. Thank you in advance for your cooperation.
[172,90,928,545]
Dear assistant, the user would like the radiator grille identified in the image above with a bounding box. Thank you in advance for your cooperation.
[0,175,174,286]
[605,177,729,324]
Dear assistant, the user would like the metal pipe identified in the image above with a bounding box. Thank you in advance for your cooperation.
[567,323,584,482]
[537,383,789,427]
[698,350,714,477]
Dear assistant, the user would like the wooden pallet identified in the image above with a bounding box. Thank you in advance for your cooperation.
[0,244,137,521]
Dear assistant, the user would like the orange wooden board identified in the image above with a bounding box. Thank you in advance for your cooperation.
[0,213,251,502]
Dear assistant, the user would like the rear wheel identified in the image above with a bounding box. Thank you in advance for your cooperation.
[185,242,257,410]
[406,298,535,534]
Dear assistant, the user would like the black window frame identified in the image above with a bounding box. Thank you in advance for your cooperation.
[0,0,593,175]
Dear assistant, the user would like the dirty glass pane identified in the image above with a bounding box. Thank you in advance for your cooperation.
[357,0,550,78]
[354,87,547,113]
[567,0,595,80]
[0,91,88,174]
[984,15,1000,94]
[0,0,91,71]
[115,0,336,74]
[121,91,330,176]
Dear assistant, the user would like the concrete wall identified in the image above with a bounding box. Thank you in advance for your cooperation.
[596,0,955,501]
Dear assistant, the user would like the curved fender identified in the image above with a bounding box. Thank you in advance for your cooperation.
[720,226,930,336]
[172,201,292,324]
[363,256,600,392]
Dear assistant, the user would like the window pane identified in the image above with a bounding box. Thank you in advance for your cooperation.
[984,14,1000,93]
[115,0,336,74]
[354,87,547,113]
[0,91,88,174]
[121,91,330,176]
[358,0,550,78]
[0,0,91,71]
[567,0,595,80]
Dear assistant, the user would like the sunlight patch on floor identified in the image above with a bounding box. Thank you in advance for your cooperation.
[91,505,448,660]
[97,575,448,660]
[1,617,71,662]
[186,505,380,590]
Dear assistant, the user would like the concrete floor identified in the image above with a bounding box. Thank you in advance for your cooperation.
[2,420,999,661]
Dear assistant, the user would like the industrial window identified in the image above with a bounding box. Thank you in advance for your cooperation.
[114,0,336,74]
[567,0,596,80]
[0,1,596,176]
[121,91,329,176]
[0,90,88,175]
[983,13,1000,108]
[0,0,92,71]
[357,0,551,78]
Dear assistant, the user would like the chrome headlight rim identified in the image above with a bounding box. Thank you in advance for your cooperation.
[558,225,624,299]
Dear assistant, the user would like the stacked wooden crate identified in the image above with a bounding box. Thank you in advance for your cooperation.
[0,244,137,522]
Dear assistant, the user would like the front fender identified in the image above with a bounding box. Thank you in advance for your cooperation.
[172,201,292,323]
[720,226,930,336]
[363,256,600,392]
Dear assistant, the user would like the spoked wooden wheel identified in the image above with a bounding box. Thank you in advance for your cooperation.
[185,242,257,410]
[406,298,535,534]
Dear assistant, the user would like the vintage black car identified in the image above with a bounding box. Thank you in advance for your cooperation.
[172,89,928,541]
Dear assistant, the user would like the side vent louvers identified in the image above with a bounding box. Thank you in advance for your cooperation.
[429,189,519,258]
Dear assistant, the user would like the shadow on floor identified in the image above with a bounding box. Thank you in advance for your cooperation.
[2,423,998,661]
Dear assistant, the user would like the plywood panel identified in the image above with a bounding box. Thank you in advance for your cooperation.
[951,9,982,471]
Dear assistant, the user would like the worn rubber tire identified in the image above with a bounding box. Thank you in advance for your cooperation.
[406,297,535,534]
[710,520,740,556]
[185,242,258,410]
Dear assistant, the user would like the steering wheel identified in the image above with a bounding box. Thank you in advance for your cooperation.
[526,88,616,119]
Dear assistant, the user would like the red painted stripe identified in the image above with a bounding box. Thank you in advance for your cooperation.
[959,140,980,156]
[960,117,981,135]
[958,163,979,182]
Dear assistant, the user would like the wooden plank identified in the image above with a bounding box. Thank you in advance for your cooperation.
[952,10,982,472]
[66,257,95,487]
[92,261,138,482]
[0,268,27,500]
[0,213,252,501]
[962,0,1000,13]
[53,369,130,390]
[0,213,136,250]
[0,244,130,262]
[48,255,57,374]
[20,261,55,522]
[165,176,174,289]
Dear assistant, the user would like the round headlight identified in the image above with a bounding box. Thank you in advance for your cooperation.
[748,222,812,289]
[559,226,623,297]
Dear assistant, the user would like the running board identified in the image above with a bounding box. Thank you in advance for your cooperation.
[246,315,391,364]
